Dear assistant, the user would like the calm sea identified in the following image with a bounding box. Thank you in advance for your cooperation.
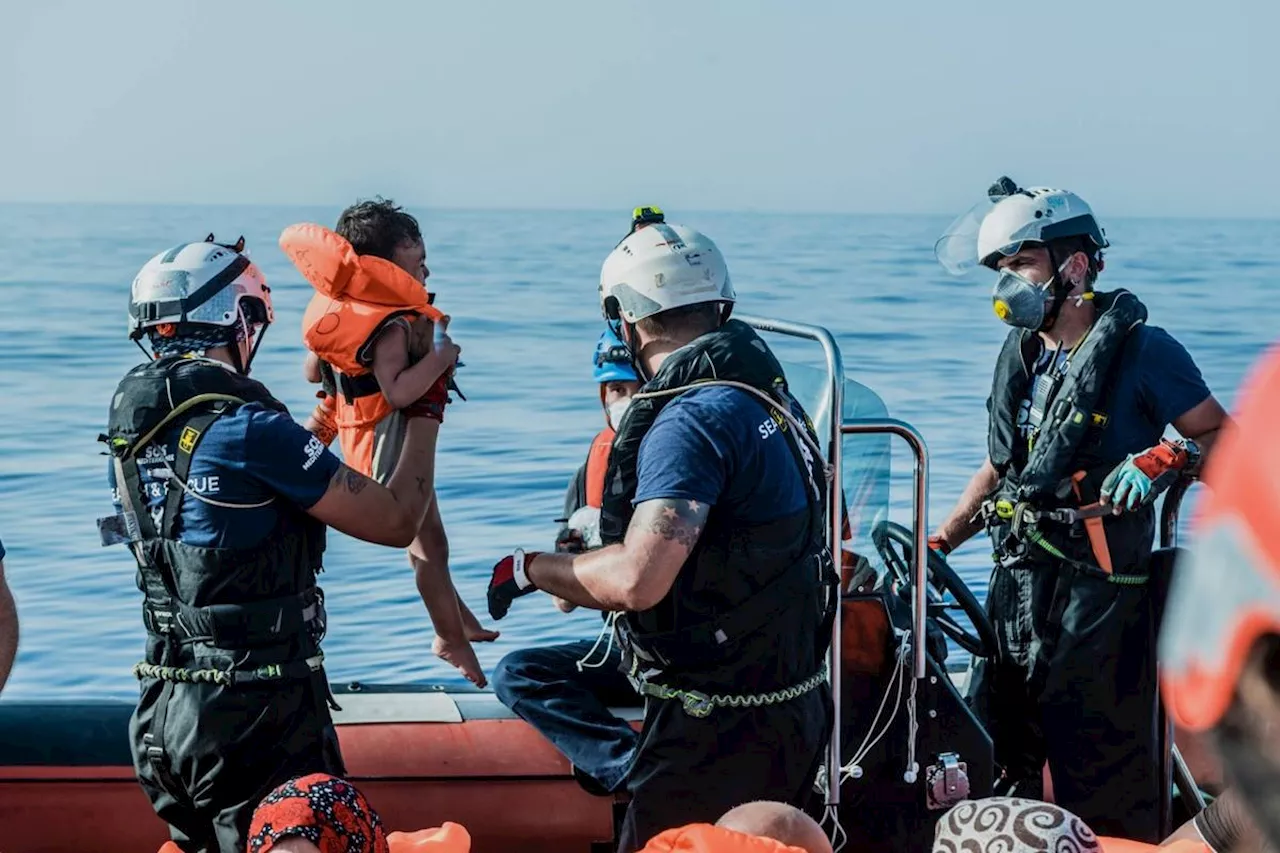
[0,204,1275,700]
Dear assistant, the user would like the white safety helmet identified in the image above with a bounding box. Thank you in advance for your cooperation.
[936,177,1109,275]
[599,222,735,324]
[128,234,274,342]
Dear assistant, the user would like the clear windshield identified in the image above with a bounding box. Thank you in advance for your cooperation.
[777,359,891,546]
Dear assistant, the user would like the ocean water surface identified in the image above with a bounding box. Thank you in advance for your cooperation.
[0,204,1275,700]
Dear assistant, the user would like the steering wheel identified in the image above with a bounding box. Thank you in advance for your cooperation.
[870,520,998,660]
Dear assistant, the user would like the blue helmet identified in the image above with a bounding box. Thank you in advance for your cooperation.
[592,327,638,384]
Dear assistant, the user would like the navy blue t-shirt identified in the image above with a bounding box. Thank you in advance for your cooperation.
[107,403,342,549]
[0,536,5,561]
[1017,325,1211,460]
[634,385,813,524]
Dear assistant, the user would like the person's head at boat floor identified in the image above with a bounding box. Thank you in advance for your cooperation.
[336,197,430,286]
[931,796,1265,853]
[0,535,17,696]
[239,773,470,853]
[1160,341,1280,851]
[933,798,1102,853]
[716,801,833,853]
[636,801,833,853]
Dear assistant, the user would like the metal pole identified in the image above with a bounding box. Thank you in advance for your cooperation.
[1160,478,1191,549]
[738,315,845,808]
[1157,477,1207,820]
[841,420,930,680]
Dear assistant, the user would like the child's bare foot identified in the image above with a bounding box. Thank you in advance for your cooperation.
[433,634,487,688]
[459,597,500,642]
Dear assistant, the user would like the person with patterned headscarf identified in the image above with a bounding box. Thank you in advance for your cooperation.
[246,774,471,853]
[933,798,1102,853]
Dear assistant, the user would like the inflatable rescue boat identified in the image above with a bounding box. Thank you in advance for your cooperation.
[0,317,1213,853]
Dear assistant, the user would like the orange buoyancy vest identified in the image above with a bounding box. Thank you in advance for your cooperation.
[388,822,472,853]
[640,824,811,853]
[281,223,446,476]
[584,425,615,509]
[1098,839,1210,853]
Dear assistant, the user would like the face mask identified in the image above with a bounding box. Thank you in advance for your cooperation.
[991,258,1071,330]
[606,398,631,428]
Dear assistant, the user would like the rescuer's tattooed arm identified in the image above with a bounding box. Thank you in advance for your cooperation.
[525,498,711,611]
[307,422,437,547]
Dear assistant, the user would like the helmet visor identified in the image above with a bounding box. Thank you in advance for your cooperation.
[934,197,999,276]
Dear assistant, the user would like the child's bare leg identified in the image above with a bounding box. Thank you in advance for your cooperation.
[409,499,486,687]
[458,594,499,642]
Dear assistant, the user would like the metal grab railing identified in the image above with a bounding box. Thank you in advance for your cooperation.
[840,420,931,682]
[737,315,845,808]
[740,314,932,810]
[1158,477,1208,832]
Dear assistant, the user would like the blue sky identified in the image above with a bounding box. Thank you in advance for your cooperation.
[2,0,1275,217]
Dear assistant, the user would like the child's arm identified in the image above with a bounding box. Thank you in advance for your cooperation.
[370,320,460,410]
[303,351,323,384]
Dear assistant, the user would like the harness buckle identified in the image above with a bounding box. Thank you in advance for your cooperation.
[142,732,165,764]
[680,690,715,719]
[254,663,284,680]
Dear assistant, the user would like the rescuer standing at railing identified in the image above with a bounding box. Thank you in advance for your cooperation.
[929,177,1228,841]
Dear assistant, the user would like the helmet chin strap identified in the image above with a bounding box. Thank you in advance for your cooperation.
[1040,245,1076,332]
[619,321,653,383]
[229,308,269,375]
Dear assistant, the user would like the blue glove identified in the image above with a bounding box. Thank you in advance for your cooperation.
[1100,454,1153,511]
[1101,439,1194,512]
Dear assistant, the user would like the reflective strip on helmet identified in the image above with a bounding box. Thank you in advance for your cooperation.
[132,255,251,326]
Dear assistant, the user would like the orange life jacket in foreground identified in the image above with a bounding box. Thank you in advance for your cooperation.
[388,821,472,853]
[281,223,446,476]
[1098,838,1210,853]
[639,823,810,853]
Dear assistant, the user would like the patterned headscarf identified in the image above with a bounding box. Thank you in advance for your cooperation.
[247,774,389,853]
[148,323,242,357]
[933,798,1102,853]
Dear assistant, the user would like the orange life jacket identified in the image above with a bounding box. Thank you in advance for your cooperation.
[1098,838,1209,853]
[281,223,446,476]
[640,824,810,853]
[388,822,472,853]
[585,426,615,509]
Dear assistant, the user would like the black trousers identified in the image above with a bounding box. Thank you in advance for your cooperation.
[968,559,1162,841]
[130,675,345,853]
[616,688,830,853]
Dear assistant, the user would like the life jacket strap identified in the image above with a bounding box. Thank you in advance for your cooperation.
[632,667,828,719]
[142,587,327,649]
[132,654,326,687]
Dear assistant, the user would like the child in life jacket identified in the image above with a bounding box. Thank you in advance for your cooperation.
[286,198,497,687]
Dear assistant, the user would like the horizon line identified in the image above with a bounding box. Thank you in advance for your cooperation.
[0,198,1277,224]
